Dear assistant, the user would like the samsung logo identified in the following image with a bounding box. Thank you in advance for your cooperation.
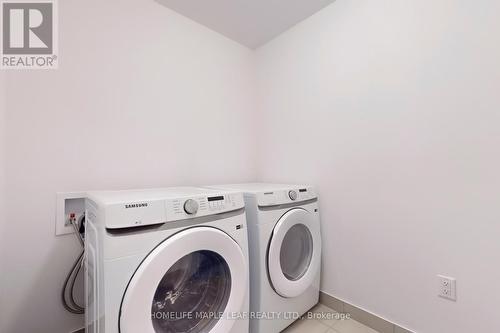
[125,203,148,209]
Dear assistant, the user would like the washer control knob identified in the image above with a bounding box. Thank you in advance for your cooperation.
[183,199,199,215]
[288,190,298,201]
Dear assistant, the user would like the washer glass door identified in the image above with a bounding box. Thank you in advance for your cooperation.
[120,227,247,333]
[151,250,231,333]
[268,208,321,298]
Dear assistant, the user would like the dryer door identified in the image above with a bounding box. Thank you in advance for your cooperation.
[120,227,247,333]
[268,208,321,298]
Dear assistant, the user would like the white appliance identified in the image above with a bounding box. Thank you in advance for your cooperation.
[84,187,250,333]
[208,184,321,333]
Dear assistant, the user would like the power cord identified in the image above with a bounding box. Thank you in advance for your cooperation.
[62,214,85,314]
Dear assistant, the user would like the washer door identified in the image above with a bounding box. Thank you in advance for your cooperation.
[120,227,247,333]
[268,208,321,298]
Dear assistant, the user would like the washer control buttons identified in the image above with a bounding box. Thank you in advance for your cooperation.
[209,200,225,211]
[183,199,199,215]
[288,190,298,201]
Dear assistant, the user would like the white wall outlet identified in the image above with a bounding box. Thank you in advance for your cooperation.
[438,275,457,301]
[56,192,86,236]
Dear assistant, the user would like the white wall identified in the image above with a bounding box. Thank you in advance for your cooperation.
[0,0,257,332]
[0,71,6,330]
[255,1,500,332]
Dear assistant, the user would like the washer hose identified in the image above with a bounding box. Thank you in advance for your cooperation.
[61,214,85,314]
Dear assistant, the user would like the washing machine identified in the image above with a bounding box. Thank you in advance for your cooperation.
[84,187,250,333]
[208,184,321,333]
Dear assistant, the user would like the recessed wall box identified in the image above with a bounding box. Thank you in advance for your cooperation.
[56,192,87,236]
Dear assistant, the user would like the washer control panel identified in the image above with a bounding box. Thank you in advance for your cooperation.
[166,192,244,222]
[256,186,317,207]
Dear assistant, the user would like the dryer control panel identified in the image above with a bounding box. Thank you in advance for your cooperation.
[256,186,317,207]
[165,192,245,222]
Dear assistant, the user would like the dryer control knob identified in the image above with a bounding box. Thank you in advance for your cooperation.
[288,190,298,201]
[183,199,199,215]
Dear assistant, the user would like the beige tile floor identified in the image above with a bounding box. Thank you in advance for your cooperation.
[282,304,380,333]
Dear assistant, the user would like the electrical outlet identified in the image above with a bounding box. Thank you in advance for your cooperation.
[438,275,457,301]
